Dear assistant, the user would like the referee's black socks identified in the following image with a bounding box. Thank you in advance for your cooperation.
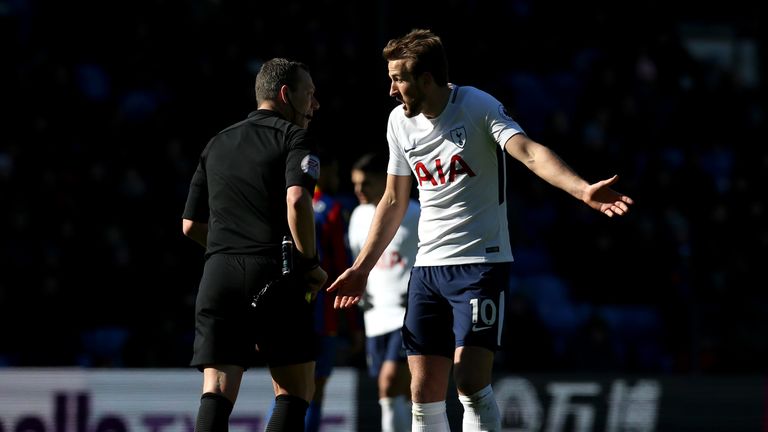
[195,392,233,432]
[265,394,309,432]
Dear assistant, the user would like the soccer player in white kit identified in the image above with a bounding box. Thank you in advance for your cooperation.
[349,152,420,432]
[328,29,634,431]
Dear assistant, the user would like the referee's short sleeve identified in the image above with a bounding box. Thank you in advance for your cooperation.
[285,129,320,192]
[182,161,209,222]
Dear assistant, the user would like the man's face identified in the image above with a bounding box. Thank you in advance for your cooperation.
[288,69,320,128]
[388,59,425,118]
[351,169,385,205]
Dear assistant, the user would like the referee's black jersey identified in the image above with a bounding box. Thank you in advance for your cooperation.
[183,109,320,259]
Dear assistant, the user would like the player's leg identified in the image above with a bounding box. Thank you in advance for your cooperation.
[367,333,398,432]
[305,376,326,432]
[454,347,501,431]
[305,334,337,432]
[379,360,411,398]
[408,354,452,431]
[379,361,412,432]
[377,330,411,432]
[402,267,456,431]
[453,346,494,395]
[448,263,510,432]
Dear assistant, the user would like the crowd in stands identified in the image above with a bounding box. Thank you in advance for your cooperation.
[1,0,764,374]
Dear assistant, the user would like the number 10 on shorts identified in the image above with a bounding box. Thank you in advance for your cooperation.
[470,298,497,331]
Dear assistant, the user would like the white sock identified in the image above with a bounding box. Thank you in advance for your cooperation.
[458,385,501,431]
[412,400,450,432]
[380,395,412,432]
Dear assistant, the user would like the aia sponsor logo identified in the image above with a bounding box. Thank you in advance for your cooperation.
[414,154,476,187]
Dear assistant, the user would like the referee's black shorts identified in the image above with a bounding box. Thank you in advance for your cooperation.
[190,253,316,370]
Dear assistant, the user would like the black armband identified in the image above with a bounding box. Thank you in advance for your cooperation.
[295,253,320,272]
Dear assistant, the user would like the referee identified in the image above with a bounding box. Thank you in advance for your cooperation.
[182,58,327,432]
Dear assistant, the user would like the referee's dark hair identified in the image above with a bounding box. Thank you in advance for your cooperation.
[254,58,310,104]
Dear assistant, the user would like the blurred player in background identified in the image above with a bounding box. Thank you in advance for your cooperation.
[328,29,634,431]
[307,151,363,431]
[348,152,419,432]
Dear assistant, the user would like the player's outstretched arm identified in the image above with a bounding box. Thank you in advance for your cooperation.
[504,134,634,217]
[582,174,634,217]
[327,174,412,309]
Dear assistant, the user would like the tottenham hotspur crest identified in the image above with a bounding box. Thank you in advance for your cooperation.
[450,126,466,148]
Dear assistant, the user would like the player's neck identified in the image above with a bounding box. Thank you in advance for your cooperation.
[422,86,452,119]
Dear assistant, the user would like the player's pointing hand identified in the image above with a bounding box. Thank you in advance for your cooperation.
[327,267,368,309]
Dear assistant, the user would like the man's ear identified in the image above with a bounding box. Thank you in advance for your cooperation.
[279,84,291,104]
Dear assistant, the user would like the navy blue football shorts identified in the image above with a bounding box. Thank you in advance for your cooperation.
[190,254,316,370]
[402,262,511,358]
[365,328,407,378]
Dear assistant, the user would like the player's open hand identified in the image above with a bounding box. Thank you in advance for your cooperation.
[326,267,368,309]
[583,175,634,217]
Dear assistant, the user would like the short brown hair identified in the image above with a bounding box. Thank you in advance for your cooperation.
[382,29,449,86]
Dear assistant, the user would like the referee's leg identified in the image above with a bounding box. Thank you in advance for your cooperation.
[195,365,243,432]
[265,361,316,431]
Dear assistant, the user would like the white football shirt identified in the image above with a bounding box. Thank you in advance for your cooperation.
[387,85,524,266]
[348,200,420,337]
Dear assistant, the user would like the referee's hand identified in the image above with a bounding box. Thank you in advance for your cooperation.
[327,267,367,309]
[304,266,328,302]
